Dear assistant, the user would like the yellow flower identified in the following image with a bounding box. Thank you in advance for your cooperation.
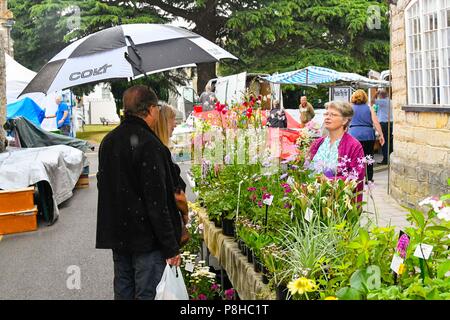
[287,277,316,295]
[398,264,405,275]
[324,296,338,300]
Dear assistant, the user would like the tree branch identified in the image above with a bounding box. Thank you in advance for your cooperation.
[142,0,196,22]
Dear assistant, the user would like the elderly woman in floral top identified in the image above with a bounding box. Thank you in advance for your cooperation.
[309,101,366,202]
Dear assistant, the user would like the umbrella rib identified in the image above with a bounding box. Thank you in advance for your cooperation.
[125,36,142,62]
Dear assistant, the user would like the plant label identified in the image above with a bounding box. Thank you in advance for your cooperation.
[413,243,433,260]
[287,176,295,187]
[305,208,314,222]
[263,195,274,206]
[185,261,195,273]
[390,253,404,274]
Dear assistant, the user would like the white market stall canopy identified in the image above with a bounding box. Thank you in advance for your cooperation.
[263,66,390,88]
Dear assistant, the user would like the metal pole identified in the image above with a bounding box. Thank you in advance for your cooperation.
[387,4,393,195]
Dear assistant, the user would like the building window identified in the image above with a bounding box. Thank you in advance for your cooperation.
[406,0,450,106]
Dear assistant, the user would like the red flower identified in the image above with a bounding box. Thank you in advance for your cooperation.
[243,101,248,107]
[246,107,253,118]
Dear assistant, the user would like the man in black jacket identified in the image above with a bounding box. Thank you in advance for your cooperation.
[96,85,181,300]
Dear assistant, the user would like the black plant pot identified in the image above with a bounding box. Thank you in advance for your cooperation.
[247,248,253,264]
[221,217,235,237]
[261,266,270,284]
[253,255,262,273]
[241,243,247,256]
[276,285,288,300]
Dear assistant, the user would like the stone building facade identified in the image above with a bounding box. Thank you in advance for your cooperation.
[390,0,450,208]
[0,0,13,57]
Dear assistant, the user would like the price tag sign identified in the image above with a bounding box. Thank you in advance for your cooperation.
[413,243,433,260]
[305,208,314,222]
[263,195,274,206]
[390,253,404,274]
[185,261,195,273]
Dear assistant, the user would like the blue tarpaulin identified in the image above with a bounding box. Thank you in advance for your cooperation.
[7,97,45,127]
[263,66,390,88]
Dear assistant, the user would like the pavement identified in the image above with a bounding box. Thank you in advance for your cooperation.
[0,148,409,299]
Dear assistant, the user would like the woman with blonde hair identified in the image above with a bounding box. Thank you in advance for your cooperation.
[348,89,384,183]
[154,103,190,245]
[154,103,177,148]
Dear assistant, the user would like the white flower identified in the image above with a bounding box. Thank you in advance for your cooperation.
[419,197,443,213]
[437,207,450,222]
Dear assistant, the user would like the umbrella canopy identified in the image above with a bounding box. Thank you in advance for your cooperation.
[19,24,238,96]
[263,66,389,88]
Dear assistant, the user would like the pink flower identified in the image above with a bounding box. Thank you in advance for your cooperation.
[224,288,235,300]
[257,201,263,208]
[396,234,410,258]
[198,293,207,300]
[247,187,257,192]
[262,193,272,200]
[211,283,220,291]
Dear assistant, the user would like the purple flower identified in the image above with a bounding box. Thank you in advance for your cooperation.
[198,293,207,300]
[257,201,263,208]
[323,167,335,178]
[365,155,375,166]
[284,202,292,209]
[262,193,272,200]
[211,283,220,291]
[224,288,235,300]
[397,234,410,258]
[247,187,257,192]
[280,173,288,180]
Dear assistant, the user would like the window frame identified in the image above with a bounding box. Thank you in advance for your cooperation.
[404,0,450,111]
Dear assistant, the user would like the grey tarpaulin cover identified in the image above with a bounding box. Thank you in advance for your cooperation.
[7,116,94,153]
[0,145,88,224]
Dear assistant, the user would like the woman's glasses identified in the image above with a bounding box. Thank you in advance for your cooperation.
[324,112,343,118]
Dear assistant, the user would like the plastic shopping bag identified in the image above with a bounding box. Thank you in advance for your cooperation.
[155,264,189,300]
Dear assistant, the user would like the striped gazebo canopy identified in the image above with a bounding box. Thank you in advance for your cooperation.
[263,66,389,88]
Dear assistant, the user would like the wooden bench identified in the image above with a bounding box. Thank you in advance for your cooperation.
[99,117,111,126]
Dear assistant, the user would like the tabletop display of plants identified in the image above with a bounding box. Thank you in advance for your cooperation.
[185,97,450,300]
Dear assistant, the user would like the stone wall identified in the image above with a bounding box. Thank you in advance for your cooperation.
[390,0,450,208]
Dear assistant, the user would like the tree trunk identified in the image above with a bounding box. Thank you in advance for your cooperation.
[0,33,7,153]
[196,62,216,96]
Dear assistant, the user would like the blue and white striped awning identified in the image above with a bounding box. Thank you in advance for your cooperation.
[264,66,389,88]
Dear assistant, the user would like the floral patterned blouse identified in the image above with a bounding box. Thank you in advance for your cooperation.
[311,136,341,175]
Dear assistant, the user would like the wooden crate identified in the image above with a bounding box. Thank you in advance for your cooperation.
[0,187,35,213]
[0,206,38,235]
[75,175,90,189]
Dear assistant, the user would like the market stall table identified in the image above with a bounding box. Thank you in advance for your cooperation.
[196,207,275,300]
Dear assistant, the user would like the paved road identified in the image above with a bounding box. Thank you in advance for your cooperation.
[0,149,197,300]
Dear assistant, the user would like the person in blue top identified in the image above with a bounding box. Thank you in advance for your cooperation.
[45,96,71,136]
[375,89,393,165]
[348,89,385,183]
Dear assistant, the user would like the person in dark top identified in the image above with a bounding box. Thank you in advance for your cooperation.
[267,100,287,128]
[96,85,181,300]
[348,89,385,183]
